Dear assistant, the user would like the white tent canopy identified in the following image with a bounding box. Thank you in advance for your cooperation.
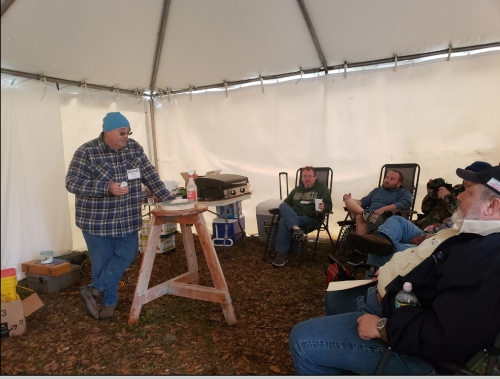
[2,0,500,277]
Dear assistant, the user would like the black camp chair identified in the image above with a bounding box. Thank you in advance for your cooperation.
[262,167,334,264]
[333,163,420,258]
[374,332,500,375]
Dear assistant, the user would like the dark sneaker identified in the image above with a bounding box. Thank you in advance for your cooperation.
[91,287,103,302]
[80,286,100,319]
[99,305,116,320]
[293,228,306,241]
[362,210,386,226]
[272,253,288,267]
[347,233,394,256]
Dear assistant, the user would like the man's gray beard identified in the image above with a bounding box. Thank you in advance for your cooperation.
[451,201,483,223]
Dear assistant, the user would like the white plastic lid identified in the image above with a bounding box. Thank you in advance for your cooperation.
[403,282,412,292]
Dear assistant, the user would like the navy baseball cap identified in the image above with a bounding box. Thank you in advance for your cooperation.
[456,166,500,196]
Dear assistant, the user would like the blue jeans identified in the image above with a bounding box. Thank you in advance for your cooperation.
[366,216,423,269]
[324,282,377,316]
[82,231,138,306]
[275,203,319,256]
[290,287,434,375]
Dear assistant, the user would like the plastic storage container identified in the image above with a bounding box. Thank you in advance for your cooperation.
[1,268,19,303]
[212,214,246,246]
[26,264,81,294]
[255,199,283,242]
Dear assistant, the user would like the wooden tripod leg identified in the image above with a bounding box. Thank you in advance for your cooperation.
[194,213,237,325]
[180,223,199,284]
[128,215,163,325]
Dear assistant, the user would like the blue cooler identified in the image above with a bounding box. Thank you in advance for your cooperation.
[212,214,246,246]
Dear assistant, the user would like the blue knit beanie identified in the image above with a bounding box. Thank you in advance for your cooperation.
[102,112,130,132]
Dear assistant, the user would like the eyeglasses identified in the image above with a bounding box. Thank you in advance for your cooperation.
[302,175,316,179]
[119,130,133,136]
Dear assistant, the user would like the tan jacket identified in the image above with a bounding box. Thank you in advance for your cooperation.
[377,219,500,297]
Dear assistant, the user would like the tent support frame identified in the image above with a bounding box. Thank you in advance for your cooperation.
[297,0,328,73]
[2,43,499,99]
[148,0,171,170]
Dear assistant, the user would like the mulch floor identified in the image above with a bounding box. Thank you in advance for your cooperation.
[1,234,363,375]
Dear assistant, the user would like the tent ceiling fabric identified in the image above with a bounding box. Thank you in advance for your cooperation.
[1,0,499,92]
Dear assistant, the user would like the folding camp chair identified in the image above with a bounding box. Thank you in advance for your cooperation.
[333,163,420,258]
[374,332,500,375]
[262,167,335,264]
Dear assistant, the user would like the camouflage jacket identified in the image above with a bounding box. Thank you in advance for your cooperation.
[415,183,464,229]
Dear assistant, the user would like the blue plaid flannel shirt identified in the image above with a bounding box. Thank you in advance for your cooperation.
[66,134,174,238]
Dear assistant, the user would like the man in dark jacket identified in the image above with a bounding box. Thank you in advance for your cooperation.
[272,166,332,267]
[289,165,500,375]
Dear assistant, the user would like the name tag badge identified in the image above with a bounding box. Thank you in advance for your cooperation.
[300,200,309,204]
[127,168,140,180]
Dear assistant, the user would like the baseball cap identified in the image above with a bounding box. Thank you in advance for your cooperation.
[456,166,500,196]
[465,161,492,173]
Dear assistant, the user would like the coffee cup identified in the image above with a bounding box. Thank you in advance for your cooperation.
[314,199,323,211]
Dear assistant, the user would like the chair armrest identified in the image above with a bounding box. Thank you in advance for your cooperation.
[268,208,280,215]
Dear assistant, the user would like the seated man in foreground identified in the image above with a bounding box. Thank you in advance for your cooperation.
[272,166,332,267]
[289,165,500,375]
[343,170,413,236]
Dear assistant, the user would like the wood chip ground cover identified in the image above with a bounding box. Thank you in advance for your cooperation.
[1,234,364,375]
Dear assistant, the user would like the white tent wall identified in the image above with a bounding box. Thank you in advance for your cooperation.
[153,52,500,236]
[1,79,72,279]
[1,51,499,277]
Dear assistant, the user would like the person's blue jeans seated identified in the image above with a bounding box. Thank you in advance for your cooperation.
[366,215,423,271]
[275,202,320,257]
[290,284,435,375]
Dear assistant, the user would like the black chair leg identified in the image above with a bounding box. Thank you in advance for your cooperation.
[375,347,392,375]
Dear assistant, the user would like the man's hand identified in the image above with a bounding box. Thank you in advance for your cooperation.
[423,223,438,231]
[357,314,381,340]
[437,186,451,200]
[318,201,324,211]
[371,270,380,282]
[343,193,351,202]
[109,182,129,196]
[373,208,386,216]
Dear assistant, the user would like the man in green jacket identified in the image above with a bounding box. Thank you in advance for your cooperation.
[272,166,333,267]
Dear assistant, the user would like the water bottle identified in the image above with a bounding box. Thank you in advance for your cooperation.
[395,282,418,308]
[186,170,197,203]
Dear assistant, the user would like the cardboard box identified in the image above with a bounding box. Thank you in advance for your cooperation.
[180,170,221,188]
[26,264,81,294]
[1,293,43,337]
[216,200,242,219]
[21,258,71,276]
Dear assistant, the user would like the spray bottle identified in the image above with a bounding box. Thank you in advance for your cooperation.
[186,170,197,203]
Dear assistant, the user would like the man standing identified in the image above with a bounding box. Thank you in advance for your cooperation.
[66,112,174,320]
[343,170,413,235]
[272,166,332,267]
[289,165,500,375]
